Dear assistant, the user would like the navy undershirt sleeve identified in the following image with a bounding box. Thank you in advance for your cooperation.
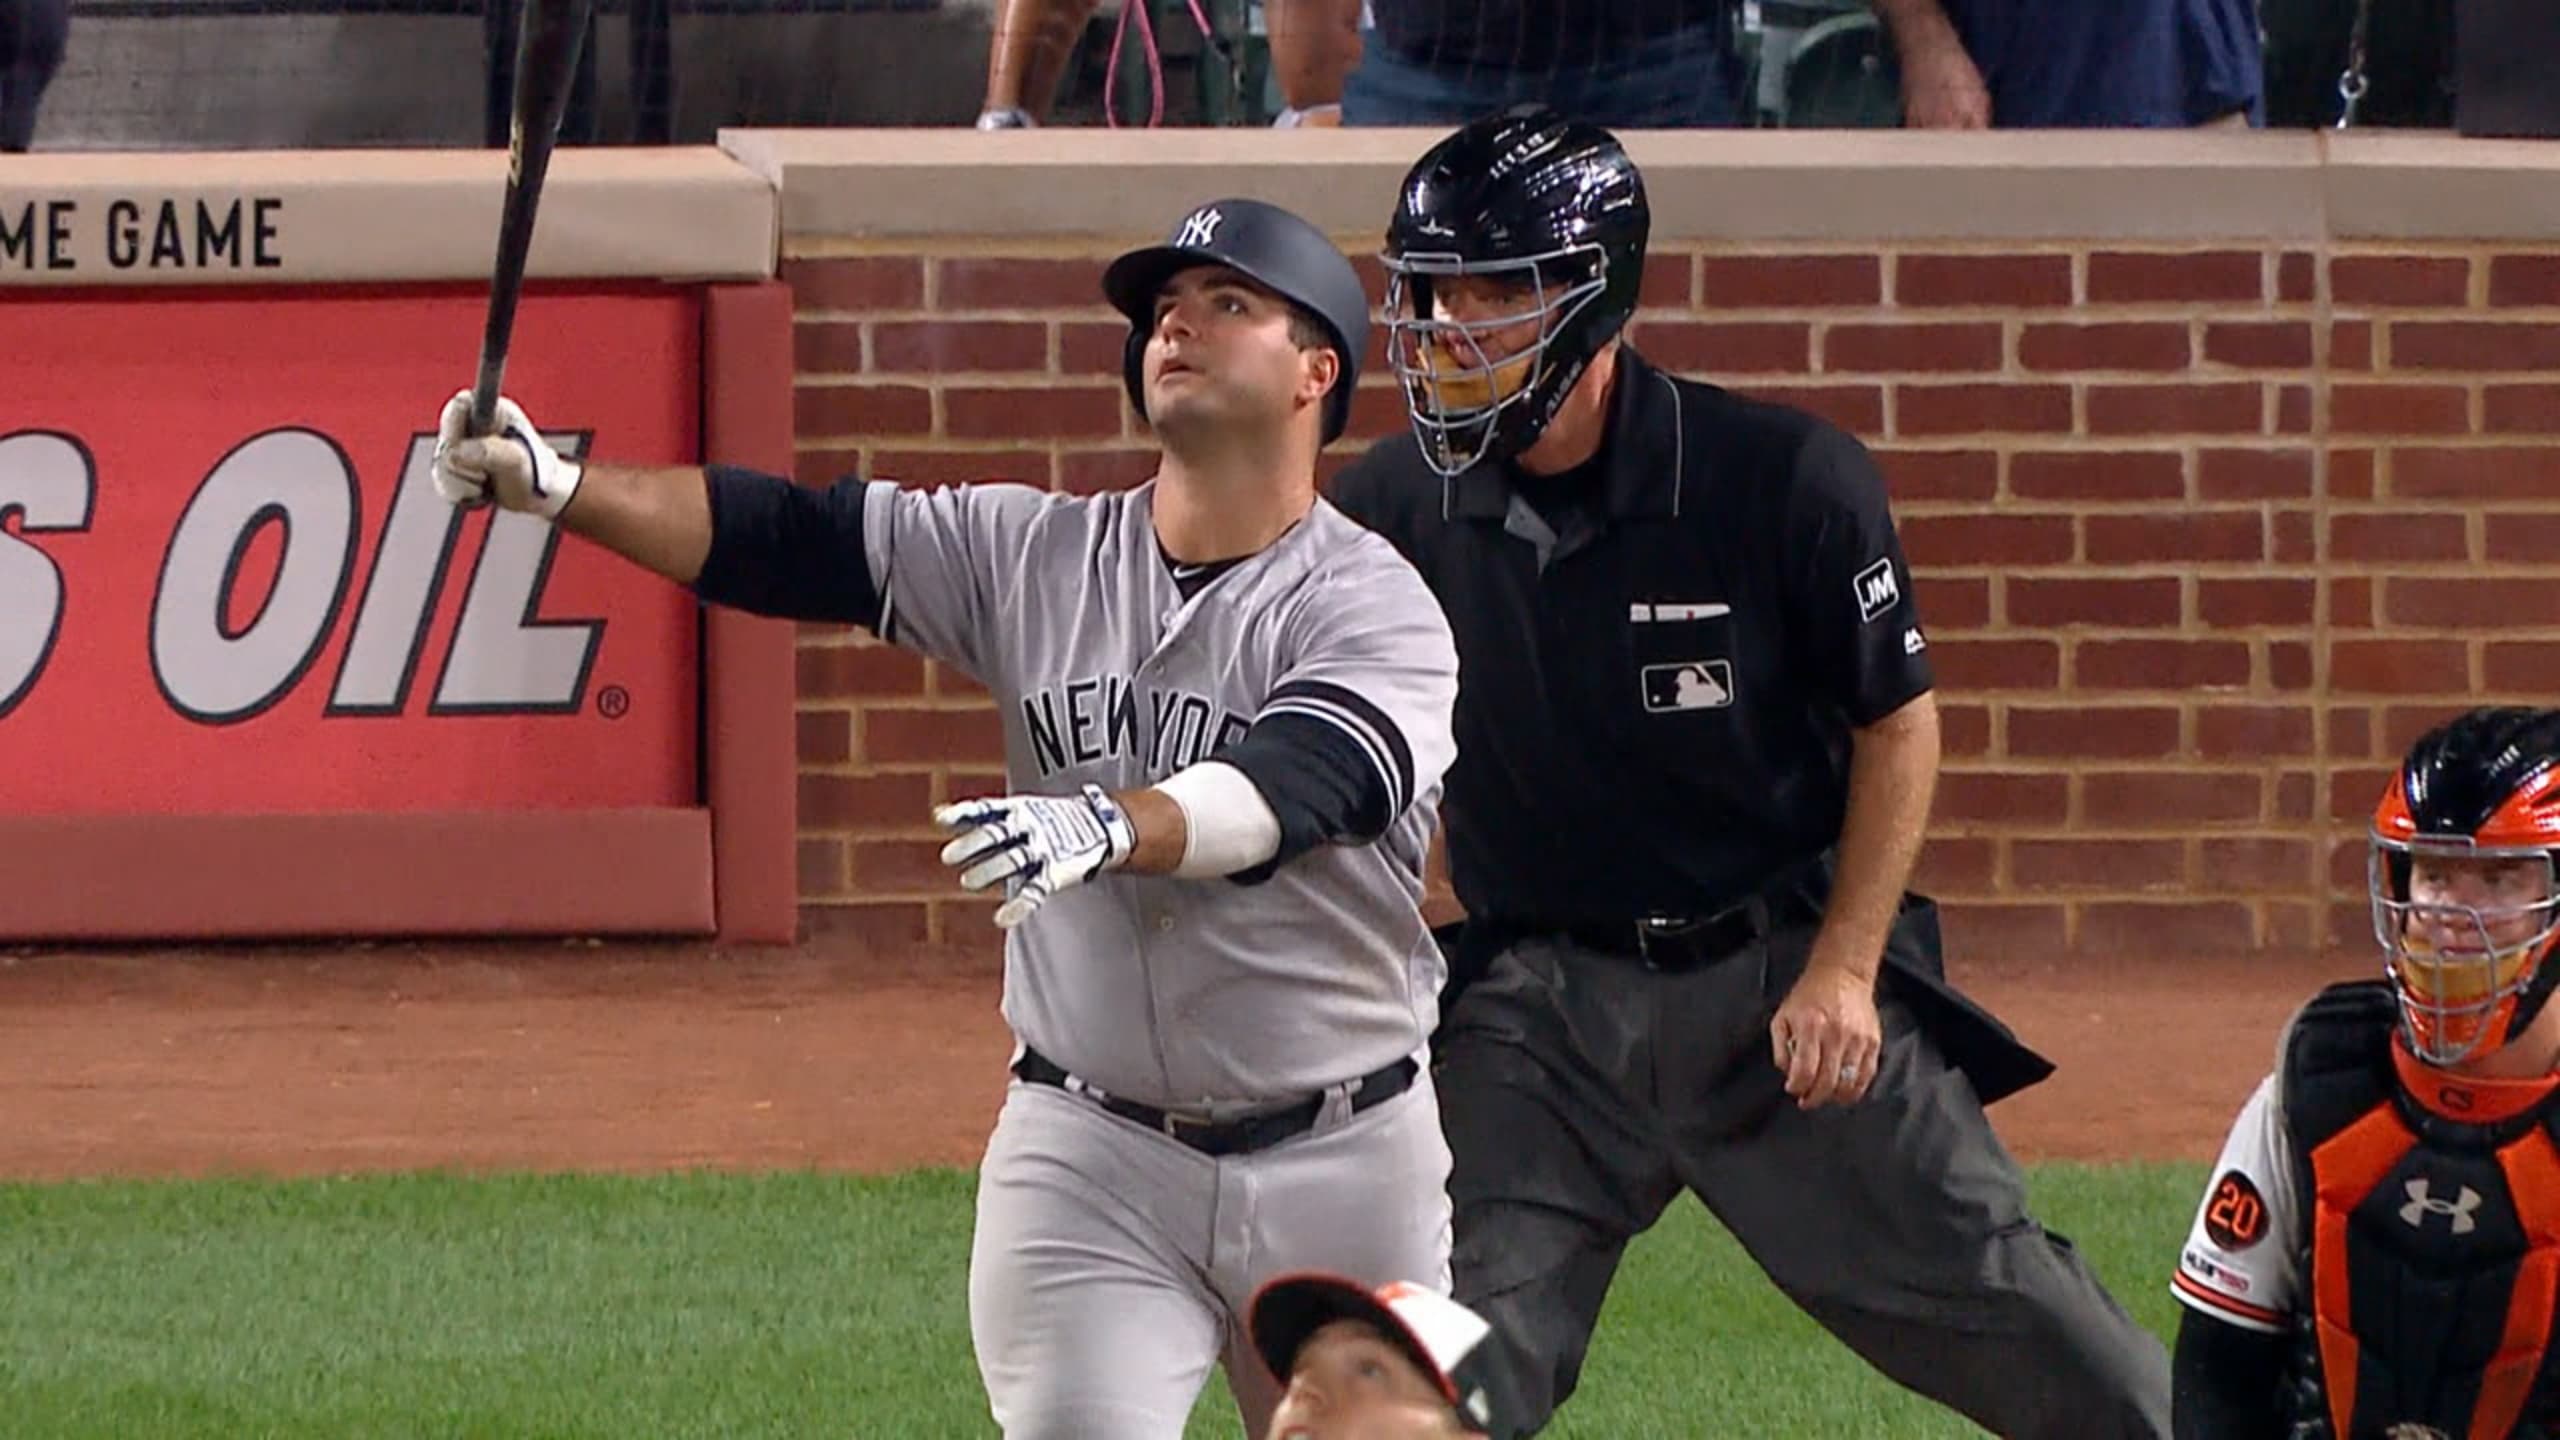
[1213,690,1408,884]
[688,465,882,628]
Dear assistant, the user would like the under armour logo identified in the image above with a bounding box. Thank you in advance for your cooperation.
[1174,206,1223,249]
[2399,1178,2482,1234]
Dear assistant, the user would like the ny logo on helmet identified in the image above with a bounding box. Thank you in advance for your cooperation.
[2399,1178,2482,1234]
[1175,207,1223,249]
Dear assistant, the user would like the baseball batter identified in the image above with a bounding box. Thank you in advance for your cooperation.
[428,198,1462,1439]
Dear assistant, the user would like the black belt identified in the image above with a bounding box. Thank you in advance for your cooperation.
[1507,889,1820,973]
[1464,853,1836,978]
[1566,910,1762,970]
[1011,1048,1419,1157]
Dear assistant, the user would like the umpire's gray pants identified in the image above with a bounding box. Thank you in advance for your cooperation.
[1437,929,2171,1439]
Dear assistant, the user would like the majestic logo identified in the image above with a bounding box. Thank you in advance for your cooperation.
[1853,557,1899,623]
[1641,660,1733,713]
[1903,626,1927,655]
[2399,1178,2482,1235]
[1173,206,1223,250]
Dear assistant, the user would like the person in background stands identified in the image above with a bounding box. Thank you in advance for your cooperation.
[0,0,69,152]
[483,0,675,147]
[1336,0,1749,129]
[1872,0,2263,129]
[976,0,1361,129]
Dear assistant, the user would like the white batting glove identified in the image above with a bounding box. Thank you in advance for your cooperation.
[933,785,1138,930]
[432,389,583,519]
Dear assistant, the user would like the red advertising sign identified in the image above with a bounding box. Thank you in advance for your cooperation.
[0,286,701,815]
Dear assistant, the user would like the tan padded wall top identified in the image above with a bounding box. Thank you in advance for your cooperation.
[1,146,774,286]
[719,128,2560,247]
[17,131,2555,289]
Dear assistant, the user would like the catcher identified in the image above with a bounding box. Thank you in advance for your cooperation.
[2172,705,2560,1438]
[1251,1273,1516,1438]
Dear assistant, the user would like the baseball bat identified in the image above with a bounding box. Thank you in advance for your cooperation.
[468,0,595,438]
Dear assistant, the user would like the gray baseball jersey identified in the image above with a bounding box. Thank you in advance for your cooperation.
[858,477,1460,1108]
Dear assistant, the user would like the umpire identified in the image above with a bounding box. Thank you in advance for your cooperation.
[1327,104,2172,1439]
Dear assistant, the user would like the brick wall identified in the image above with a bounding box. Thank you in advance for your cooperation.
[779,241,2560,960]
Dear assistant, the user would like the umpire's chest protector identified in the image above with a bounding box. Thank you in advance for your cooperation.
[2280,981,2560,1439]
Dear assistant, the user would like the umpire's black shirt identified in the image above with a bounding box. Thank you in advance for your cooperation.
[1328,346,1934,927]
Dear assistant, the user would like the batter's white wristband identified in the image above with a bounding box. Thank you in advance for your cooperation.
[1154,761,1283,878]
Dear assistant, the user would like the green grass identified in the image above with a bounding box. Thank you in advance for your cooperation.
[0,1163,2206,1438]
[1547,1162,2203,1439]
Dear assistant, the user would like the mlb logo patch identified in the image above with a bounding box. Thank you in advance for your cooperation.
[1641,661,1734,712]
[1853,558,1899,623]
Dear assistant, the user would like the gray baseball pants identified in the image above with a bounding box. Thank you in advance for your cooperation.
[1437,925,2172,1438]
[969,1070,1453,1437]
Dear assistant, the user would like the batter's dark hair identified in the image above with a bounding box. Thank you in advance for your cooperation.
[1284,304,1349,407]
[1284,304,1333,357]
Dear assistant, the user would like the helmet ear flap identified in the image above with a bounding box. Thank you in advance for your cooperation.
[1321,360,1353,444]
[1508,347,1591,459]
[1121,324,1150,431]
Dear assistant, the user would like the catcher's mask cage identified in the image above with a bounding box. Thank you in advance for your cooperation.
[1382,243,1612,479]
[2371,835,2560,1066]
[2368,707,2560,1067]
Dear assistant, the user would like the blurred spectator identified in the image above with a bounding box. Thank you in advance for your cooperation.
[1873,0,2264,128]
[978,0,1359,129]
[976,0,1095,127]
[1267,0,1362,126]
[1339,0,1749,127]
[0,0,68,152]
[484,0,676,147]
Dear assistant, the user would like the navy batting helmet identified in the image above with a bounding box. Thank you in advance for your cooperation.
[1101,197,1370,445]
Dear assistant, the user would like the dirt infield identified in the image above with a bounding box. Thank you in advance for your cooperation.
[0,939,2360,1181]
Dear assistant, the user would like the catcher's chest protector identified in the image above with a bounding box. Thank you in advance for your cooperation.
[2280,982,2560,1439]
